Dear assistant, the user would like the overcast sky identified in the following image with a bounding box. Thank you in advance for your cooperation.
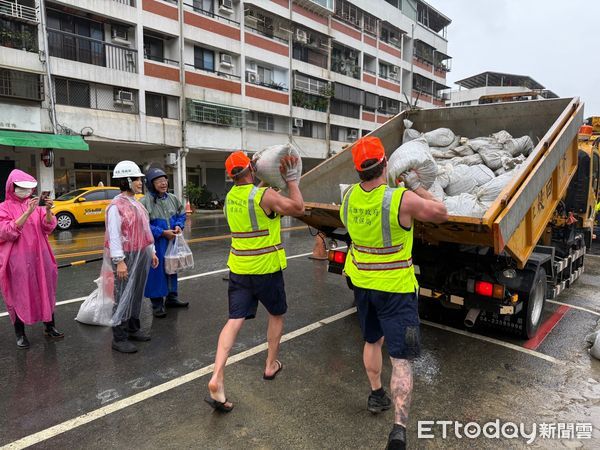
[425,0,598,117]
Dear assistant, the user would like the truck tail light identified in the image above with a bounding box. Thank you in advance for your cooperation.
[328,250,347,264]
[473,280,505,299]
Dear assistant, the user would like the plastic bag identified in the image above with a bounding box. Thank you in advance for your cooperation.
[402,119,422,143]
[388,137,437,190]
[253,143,303,191]
[164,235,194,274]
[75,277,114,326]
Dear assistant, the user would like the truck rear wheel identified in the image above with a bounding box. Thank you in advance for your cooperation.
[520,267,547,339]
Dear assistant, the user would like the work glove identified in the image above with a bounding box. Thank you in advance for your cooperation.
[280,155,300,182]
[402,170,421,190]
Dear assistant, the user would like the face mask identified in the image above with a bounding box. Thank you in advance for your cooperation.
[14,187,33,199]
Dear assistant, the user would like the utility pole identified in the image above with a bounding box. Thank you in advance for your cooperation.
[39,0,57,134]
[177,1,188,202]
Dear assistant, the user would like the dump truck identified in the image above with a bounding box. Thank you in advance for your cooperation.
[299,98,600,338]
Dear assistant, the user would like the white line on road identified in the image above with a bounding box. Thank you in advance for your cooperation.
[0,252,314,319]
[0,306,356,450]
[547,300,600,316]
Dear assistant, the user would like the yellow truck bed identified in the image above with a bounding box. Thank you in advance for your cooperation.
[299,98,584,268]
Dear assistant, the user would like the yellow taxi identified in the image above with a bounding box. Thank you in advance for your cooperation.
[52,186,143,230]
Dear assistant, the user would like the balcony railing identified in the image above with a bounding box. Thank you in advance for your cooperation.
[245,25,288,45]
[0,69,43,101]
[48,29,138,73]
[183,2,240,27]
[185,63,240,80]
[112,0,136,5]
[0,24,38,52]
[0,0,38,23]
[145,54,179,66]
[186,99,245,127]
[247,78,288,92]
[363,68,376,76]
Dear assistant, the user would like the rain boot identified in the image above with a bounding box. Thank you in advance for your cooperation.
[43,314,65,339]
[151,297,167,318]
[14,318,30,349]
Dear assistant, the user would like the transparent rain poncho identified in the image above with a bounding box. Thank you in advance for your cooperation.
[101,193,154,326]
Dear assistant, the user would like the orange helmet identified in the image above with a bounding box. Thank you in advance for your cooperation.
[351,136,385,171]
[225,151,251,177]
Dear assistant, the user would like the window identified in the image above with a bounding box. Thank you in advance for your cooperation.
[378,97,399,115]
[106,190,120,200]
[55,78,91,108]
[363,92,378,111]
[257,113,274,131]
[143,35,164,62]
[333,83,363,104]
[330,99,360,119]
[0,69,43,102]
[146,92,179,119]
[193,0,214,14]
[81,190,106,201]
[363,13,377,35]
[187,99,244,127]
[257,66,273,85]
[194,46,215,71]
[0,17,38,52]
[379,63,388,78]
[294,74,328,96]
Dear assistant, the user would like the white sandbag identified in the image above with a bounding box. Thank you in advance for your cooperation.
[476,169,516,203]
[500,153,526,171]
[444,165,478,196]
[441,154,484,167]
[424,128,456,147]
[444,193,489,218]
[402,119,422,143]
[469,164,495,187]
[436,164,452,189]
[591,332,600,360]
[503,136,534,157]
[429,137,462,159]
[495,167,507,176]
[479,148,512,170]
[492,130,512,143]
[428,180,445,201]
[387,137,437,190]
[466,137,499,153]
[253,143,303,191]
[450,145,475,157]
[75,278,113,327]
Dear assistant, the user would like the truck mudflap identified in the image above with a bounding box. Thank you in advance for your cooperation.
[548,246,586,299]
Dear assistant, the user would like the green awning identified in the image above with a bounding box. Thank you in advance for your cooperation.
[0,130,89,151]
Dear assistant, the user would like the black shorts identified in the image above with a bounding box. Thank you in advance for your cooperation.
[228,271,287,320]
[353,287,420,359]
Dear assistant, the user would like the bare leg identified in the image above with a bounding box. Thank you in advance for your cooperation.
[363,337,384,390]
[390,358,413,426]
[207,318,245,407]
[264,313,284,377]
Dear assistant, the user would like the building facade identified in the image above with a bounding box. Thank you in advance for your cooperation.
[0,0,451,201]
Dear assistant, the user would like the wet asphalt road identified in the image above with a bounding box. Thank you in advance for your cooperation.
[0,213,599,449]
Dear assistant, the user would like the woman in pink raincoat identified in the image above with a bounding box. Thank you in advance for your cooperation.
[0,169,64,349]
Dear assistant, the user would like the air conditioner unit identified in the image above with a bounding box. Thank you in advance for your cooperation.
[220,53,233,67]
[293,118,304,128]
[114,90,134,104]
[219,0,233,13]
[348,129,358,139]
[391,66,399,74]
[246,71,258,83]
[295,29,308,44]
[111,26,128,42]
[165,153,177,167]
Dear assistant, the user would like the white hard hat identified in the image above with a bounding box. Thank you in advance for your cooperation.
[113,161,144,179]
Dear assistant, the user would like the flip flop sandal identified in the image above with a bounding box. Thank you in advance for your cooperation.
[204,395,234,413]
[263,360,283,380]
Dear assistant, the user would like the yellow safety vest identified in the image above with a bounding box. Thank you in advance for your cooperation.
[225,184,287,275]
[341,184,418,293]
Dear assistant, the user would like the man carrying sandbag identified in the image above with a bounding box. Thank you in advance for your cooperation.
[205,151,304,412]
[341,136,448,450]
[141,168,189,318]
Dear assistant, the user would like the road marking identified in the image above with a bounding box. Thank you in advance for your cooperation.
[523,305,570,350]
[420,319,566,366]
[0,306,357,450]
[53,226,307,260]
[547,300,600,316]
[0,251,314,319]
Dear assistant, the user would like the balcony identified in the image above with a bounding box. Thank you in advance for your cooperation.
[0,18,38,52]
[48,29,138,73]
[54,77,139,114]
[184,2,240,27]
[0,0,37,23]
[293,0,334,15]
[0,68,43,101]
[185,63,240,81]
[112,0,136,5]
[186,99,245,127]
[331,57,360,80]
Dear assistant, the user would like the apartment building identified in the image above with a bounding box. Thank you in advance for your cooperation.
[446,71,558,107]
[0,0,451,201]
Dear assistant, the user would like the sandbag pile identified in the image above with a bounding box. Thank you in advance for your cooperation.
[253,143,303,191]
[392,123,536,218]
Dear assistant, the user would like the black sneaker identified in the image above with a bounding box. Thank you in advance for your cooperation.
[128,331,151,342]
[165,298,189,308]
[152,305,167,318]
[386,425,406,450]
[16,335,30,349]
[112,340,138,353]
[368,391,392,414]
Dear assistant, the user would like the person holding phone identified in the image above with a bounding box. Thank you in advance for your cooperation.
[0,169,63,349]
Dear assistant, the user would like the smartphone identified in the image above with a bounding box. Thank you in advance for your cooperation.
[39,191,50,206]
